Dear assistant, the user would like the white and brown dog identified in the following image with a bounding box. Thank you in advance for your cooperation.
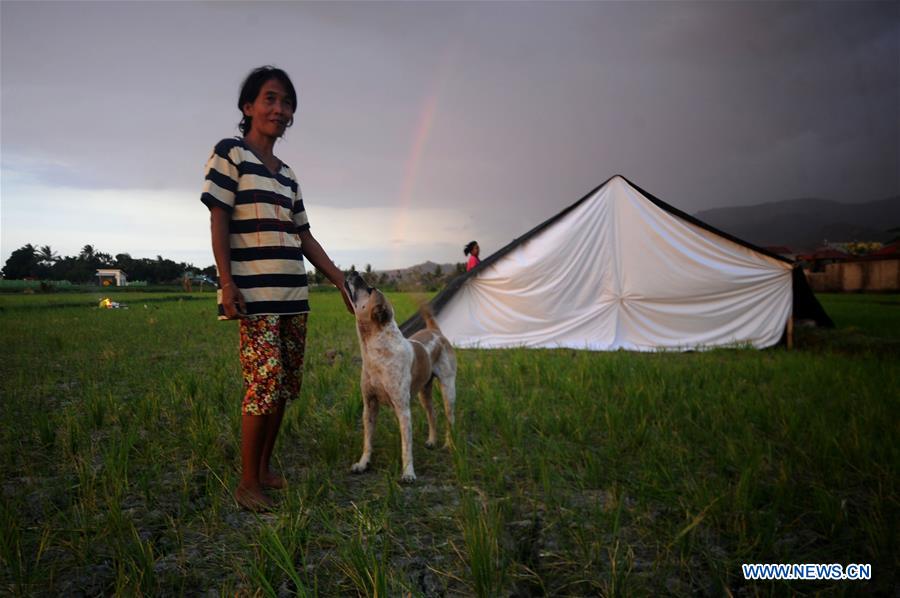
[344,272,457,482]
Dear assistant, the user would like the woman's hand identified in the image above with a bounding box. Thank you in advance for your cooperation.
[220,282,247,319]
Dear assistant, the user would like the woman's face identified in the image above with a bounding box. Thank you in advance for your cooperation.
[243,78,294,139]
[472,243,480,257]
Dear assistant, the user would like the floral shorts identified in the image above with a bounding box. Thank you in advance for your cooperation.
[239,314,308,415]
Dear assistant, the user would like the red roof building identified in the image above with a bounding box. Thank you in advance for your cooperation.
[870,242,899,257]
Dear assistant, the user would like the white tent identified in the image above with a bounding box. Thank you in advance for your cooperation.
[402,175,831,351]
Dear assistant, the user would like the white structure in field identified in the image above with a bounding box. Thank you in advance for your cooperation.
[402,175,831,351]
[96,269,127,287]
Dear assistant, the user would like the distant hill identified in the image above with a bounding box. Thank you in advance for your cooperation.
[694,196,900,251]
[375,260,456,281]
[377,260,459,278]
[356,260,462,291]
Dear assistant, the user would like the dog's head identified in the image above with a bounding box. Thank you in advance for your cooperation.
[345,271,394,331]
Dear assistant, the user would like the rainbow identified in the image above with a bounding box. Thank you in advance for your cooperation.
[390,42,460,267]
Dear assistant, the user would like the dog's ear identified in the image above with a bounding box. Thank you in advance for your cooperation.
[370,292,390,324]
[372,302,391,325]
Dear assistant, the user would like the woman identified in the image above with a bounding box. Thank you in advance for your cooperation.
[201,66,352,511]
[464,240,481,272]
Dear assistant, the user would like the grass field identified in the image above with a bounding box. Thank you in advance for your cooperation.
[1,291,897,596]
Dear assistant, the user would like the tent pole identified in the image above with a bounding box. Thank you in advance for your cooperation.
[786,310,794,350]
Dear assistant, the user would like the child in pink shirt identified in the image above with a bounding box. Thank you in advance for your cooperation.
[464,240,481,271]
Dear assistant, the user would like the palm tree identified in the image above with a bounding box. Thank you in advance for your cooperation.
[79,244,95,261]
[37,245,58,266]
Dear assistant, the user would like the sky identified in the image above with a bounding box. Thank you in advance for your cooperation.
[2,1,898,271]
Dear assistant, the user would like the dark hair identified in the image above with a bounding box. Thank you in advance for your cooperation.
[464,240,478,256]
[238,66,298,136]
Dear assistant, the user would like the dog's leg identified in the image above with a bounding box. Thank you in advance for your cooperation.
[418,378,438,449]
[438,376,456,449]
[392,398,416,483]
[352,396,378,474]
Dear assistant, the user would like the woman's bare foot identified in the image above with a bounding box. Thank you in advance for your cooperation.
[260,472,287,490]
[235,483,275,511]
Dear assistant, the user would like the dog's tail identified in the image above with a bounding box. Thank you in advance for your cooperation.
[420,303,441,332]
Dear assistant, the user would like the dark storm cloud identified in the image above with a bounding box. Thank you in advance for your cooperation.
[2,1,897,267]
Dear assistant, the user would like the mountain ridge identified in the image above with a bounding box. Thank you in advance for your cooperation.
[694,195,900,250]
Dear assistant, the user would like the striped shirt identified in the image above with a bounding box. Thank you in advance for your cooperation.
[201,137,310,319]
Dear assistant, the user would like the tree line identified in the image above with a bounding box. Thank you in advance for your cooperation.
[344,262,466,292]
[3,243,467,290]
[1,244,215,284]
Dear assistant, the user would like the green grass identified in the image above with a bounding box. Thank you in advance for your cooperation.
[817,292,900,338]
[0,291,211,309]
[1,290,897,595]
